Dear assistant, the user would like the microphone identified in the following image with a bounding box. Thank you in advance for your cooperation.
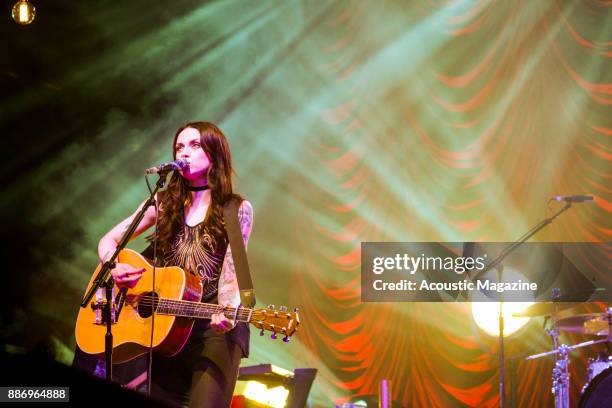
[145,159,189,174]
[552,195,594,203]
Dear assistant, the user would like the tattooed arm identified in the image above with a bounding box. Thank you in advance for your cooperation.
[211,200,253,333]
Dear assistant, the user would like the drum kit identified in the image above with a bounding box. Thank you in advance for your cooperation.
[515,304,612,408]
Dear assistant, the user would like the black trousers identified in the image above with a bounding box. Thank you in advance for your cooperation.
[150,332,242,408]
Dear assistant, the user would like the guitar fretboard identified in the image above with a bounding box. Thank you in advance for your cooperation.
[153,298,253,322]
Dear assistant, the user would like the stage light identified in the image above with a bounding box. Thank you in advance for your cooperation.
[470,265,534,337]
[242,381,289,408]
[12,0,36,25]
[234,364,317,408]
[472,301,532,337]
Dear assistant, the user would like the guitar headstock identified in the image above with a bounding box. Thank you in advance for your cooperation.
[250,305,300,343]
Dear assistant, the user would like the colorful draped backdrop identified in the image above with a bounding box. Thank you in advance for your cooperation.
[1,1,610,406]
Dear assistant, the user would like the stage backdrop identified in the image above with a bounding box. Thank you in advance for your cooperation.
[1,1,610,406]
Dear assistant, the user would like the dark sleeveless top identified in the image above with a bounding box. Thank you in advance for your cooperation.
[164,221,227,304]
[143,210,250,357]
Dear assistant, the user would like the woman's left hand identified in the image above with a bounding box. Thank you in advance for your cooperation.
[210,313,235,334]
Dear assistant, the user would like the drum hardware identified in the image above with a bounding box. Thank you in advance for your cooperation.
[579,361,612,407]
[584,353,612,390]
[526,339,609,408]
[525,307,612,408]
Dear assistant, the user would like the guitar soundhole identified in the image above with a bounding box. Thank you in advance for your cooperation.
[137,291,159,319]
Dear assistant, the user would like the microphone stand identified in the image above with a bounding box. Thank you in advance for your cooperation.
[466,202,573,407]
[79,170,170,382]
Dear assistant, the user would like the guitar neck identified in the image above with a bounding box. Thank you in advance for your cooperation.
[155,298,253,323]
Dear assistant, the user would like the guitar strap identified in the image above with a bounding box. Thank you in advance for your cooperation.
[222,198,256,308]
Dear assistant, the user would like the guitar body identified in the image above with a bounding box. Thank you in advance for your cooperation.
[75,249,203,363]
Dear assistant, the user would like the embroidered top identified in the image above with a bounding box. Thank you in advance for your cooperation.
[164,220,228,303]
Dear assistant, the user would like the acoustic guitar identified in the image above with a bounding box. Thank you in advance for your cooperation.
[75,249,299,363]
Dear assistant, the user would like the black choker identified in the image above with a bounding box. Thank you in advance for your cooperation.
[187,184,210,191]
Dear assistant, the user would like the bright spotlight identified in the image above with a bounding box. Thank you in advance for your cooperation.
[243,381,289,408]
[471,266,534,336]
[472,301,533,337]
[12,0,36,25]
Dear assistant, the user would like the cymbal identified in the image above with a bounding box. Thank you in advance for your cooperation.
[557,311,612,336]
[512,302,577,317]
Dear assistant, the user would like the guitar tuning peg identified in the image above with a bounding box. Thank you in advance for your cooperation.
[283,336,290,343]
[293,307,299,313]
[268,304,275,310]
[271,333,277,340]
[280,306,287,312]
[259,329,265,336]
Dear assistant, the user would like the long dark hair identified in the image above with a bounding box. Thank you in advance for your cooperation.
[149,122,241,253]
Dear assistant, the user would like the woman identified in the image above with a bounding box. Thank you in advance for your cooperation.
[97,122,253,407]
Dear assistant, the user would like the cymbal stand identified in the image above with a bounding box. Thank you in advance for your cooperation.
[542,298,569,408]
[551,343,570,408]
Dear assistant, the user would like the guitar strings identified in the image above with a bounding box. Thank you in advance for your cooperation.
[130,296,253,320]
[111,290,293,323]
[135,295,250,313]
[106,294,292,331]
[136,302,251,319]
[135,297,284,322]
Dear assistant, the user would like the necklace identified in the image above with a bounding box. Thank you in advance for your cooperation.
[187,184,210,191]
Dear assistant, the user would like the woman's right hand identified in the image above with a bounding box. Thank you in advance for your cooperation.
[110,263,145,289]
